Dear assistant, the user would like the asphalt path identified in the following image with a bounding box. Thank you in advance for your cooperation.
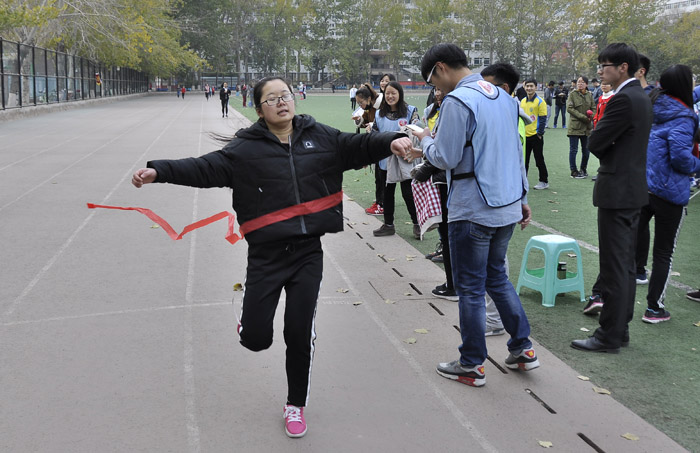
[0,94,686,452]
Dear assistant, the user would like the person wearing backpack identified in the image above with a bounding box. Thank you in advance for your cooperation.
[412,43,538,388]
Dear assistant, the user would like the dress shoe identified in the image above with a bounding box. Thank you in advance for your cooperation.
[571,336,620,353]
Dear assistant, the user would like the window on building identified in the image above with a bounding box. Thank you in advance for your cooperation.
[474,57,482,66]
[474,41,482,51]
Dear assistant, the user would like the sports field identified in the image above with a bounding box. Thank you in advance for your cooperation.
[231,90,700,450]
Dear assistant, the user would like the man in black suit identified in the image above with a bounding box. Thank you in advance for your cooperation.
[571,43,653,353]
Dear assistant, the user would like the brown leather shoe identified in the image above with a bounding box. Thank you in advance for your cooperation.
[373,224,395,237]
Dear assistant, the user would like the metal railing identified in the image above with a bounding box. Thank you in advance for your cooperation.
[1,37,148,110]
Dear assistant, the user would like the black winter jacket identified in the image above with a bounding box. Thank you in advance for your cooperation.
[148,114,401,245]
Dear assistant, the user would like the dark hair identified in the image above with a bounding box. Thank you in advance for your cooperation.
[355,83,378,103]
[253,76,294,109]
[426,88,443,120]
[548,80,555,86]
[650,64,694,107]
[592,78,599,83]
[639,53,651,76]
[480,62,520,95]
[379,81,408,118]
[598,43,640,78]
[577,75,589,85]
[420,43,468,82]
[524,79,537,86]
[379,74,396,93]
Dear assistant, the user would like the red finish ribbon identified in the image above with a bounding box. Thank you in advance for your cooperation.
[87,191,343,245]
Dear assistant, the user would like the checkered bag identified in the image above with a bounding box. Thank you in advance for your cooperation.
[411,179,442,239]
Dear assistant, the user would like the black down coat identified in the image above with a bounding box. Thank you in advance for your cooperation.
[148,114,402,245]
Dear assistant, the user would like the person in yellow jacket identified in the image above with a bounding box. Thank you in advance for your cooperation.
[520,79,549,189]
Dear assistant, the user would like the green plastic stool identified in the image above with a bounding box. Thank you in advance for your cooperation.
[516,234,585,307]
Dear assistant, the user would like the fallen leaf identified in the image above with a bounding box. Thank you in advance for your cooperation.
[404,337,417,344]
[547,200,558,203]
[692,348,697,351]
[621,433,639,441]
[414,328,429,334]
[670,271,680,276]
[362,222,369,225]
[538,440,553,448]
[387,258,396,261]
[52,181,58,184]
[567,253,577,258]
[337,288,349,293]
[577,375,590,381]
[346,198,354,201]
[353,179,360,182]
[404,292,413,296]
[233,283,243,291]
[151,224,160,229]
[406,254,417,258]
[593,386,611,395]
[551,209,559,213]
[693,321,700,327]
[350,222,357,225]
[385,299,396,304]
[405,222,412,225]
[363,190,370,193]
[406,258,414,261]
[352,301,363,306]
[552,191,558,194]
[580,327,590,332]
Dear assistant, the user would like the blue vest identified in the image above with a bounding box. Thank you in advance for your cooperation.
[375,105,417,170]
[447,81,526,208]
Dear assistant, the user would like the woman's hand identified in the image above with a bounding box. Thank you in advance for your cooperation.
[390,137,422,161]
[132,168,157,188]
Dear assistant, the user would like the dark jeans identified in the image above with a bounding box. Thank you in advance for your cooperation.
[635,193,686,310]
[594,207,639,348]
[351,98,356,110]
[239,237,322,407]
[525,135,548,183]
[449,221,532,366]
[375,166,386,206]
[437,183,454,291]
[383,179,418,225]
[568,135,589,171]
[554,104,566,127]
[221,99,228,115]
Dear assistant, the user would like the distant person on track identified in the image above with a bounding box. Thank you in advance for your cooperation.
[131,76,414,439]
[220,83,230,118]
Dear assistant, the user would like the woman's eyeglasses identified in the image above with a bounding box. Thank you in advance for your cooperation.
[261,93,294,106]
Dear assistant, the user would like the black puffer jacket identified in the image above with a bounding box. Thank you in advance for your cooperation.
[148,114,401,245]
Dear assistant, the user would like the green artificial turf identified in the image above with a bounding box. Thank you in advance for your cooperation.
[231,93,700,450]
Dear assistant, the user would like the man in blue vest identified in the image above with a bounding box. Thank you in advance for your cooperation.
[411,43,539,387]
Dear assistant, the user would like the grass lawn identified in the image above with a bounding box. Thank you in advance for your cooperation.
[231,92,700,450]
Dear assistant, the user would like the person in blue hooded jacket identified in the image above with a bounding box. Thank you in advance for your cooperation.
[635,64,700,324]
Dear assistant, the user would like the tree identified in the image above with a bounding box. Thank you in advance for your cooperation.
[1,0,205,76]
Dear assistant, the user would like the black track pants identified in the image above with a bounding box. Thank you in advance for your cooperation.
[238,237,322,407]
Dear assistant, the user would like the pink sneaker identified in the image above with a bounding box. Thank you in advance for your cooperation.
[283,404,307,438]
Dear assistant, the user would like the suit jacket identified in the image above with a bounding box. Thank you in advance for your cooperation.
[589,79,652,209]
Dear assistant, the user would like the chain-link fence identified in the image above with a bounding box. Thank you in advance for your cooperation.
[1,37,148,110]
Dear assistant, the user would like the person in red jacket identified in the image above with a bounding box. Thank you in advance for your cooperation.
[593,81,613,128]
[180,86,186,99]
